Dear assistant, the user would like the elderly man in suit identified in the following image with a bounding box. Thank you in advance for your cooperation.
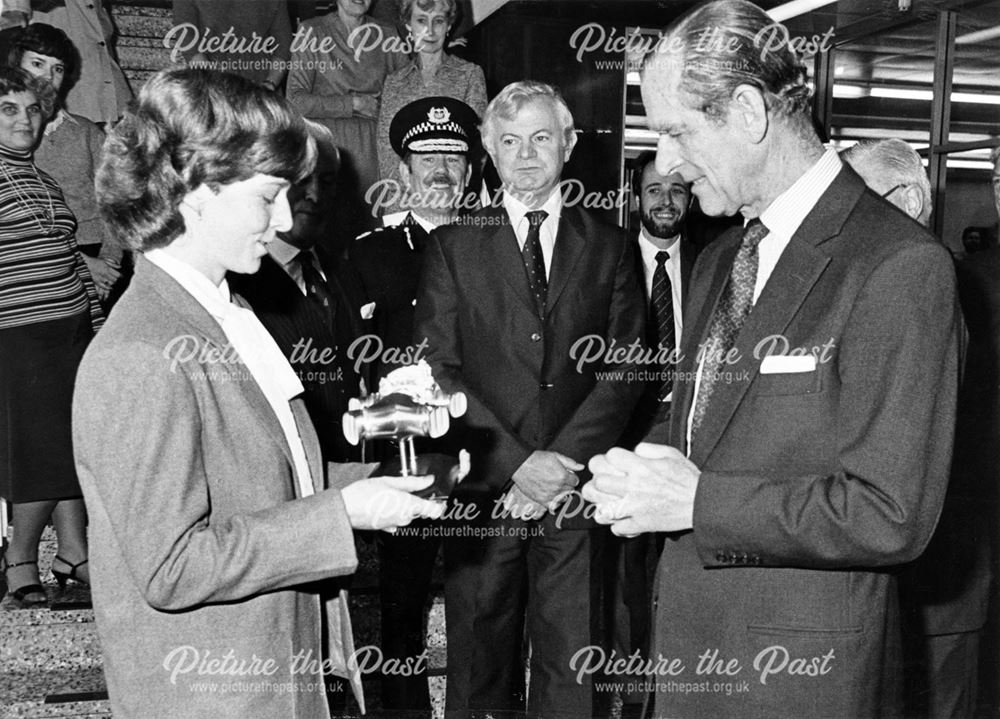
[582,2,961,718]
[415,80,645,718]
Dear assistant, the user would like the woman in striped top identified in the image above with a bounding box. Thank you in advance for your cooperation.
[0,67,103,606]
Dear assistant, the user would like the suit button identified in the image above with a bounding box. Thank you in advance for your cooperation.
[728,552,738,564]
[539,382,553,390]
[530,332,541,342]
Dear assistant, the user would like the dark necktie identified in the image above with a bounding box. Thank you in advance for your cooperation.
[295,250,337,323]
[650,250,675,404]
[690,219,769,440]
[522,210,548,318]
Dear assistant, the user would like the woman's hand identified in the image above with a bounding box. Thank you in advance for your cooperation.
[352,93,379,119]
[341,474,445,532]
[82,255,121,299]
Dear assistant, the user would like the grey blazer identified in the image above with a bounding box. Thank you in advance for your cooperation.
[73,256,364,718]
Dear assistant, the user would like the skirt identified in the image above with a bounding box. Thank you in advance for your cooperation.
[0,312,92,502]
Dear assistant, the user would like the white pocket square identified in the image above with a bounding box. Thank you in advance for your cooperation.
[759,354,816,374]
[360,302,376,320]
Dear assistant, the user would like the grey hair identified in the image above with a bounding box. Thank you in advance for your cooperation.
[642,0,812,133]
[842,138,932,225]
[480,80,575,153]
[401,0,458,27]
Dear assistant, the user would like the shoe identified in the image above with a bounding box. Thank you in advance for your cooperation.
[51,555,89,590]
[2,555,47,607]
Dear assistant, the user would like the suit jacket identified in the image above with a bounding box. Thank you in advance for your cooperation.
[229,248,371,463]
[619,233,697,448]
[73,256,364,719]
[414,202,645,522]
[655,167,961,718]
[897,247,1000,635]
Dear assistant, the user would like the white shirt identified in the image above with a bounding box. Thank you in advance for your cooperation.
[145,249,314,499]
[685,149,843,453]
[503,189,563,278]
[637,228,684,351]
[382,210,437,233]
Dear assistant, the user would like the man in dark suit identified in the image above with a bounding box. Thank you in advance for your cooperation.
[230,124,370,463]
[583,2,961,718]
[609,152,695,711]
[415,80,645,718]
[350,97,478,716]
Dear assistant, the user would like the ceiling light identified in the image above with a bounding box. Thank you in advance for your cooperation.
[767,0,838,22]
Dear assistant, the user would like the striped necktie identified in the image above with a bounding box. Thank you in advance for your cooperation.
[650,250,675,403]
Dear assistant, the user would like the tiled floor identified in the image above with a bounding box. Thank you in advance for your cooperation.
[1,528,448,719]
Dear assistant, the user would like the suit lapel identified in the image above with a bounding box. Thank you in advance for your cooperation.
[139,255,298,480]
[688,239,830,466]
[671,233,739,453]
[483,204,538,316]
[546,206,588,313]
[686,167,862,466]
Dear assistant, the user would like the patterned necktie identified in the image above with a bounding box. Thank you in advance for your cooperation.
[295,250,337,323]
[650,250,675,404]
[522,210,548,318]
[690,219,769,440]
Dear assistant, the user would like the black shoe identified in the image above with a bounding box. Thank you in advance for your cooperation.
[51,555,89,590]
[2,556,47,607]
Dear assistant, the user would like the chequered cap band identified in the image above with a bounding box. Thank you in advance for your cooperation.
[408,138,469,153]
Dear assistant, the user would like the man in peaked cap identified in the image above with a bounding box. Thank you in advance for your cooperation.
[348,95,478,715]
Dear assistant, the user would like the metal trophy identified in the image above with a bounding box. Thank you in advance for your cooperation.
[342,361,467,496]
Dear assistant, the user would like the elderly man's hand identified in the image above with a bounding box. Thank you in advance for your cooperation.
[341,474,445,532]
[512,450,582,506]
[581,442,700,536]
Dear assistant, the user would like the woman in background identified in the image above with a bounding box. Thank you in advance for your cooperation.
[0,67,103,606]
[75,67,442,719]
[1,22,122,304]
[288,0,406,238]
[375,0,486,216]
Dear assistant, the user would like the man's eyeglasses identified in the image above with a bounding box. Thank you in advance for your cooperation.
[881,183,907,200]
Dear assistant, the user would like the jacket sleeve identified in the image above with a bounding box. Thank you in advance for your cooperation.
[693,242,960,568]
[547,235,647,463]
[73,340,358,611]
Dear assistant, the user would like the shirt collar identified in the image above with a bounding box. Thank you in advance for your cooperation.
[268,236,303,267]
[758,148,842,240]
[383,210,437,233]
[144,248,233,320]
[503,187,563,231]
[638,227,680,266]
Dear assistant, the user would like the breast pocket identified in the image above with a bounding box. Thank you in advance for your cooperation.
[753,369,823,397]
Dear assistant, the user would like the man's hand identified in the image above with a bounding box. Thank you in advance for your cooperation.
[82,255,121,300]
[512,450,583,506]
[501,484,547,521]
[341,474,445,532]
[581,442,700,536]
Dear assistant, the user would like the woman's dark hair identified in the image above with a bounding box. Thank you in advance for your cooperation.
[3,23,78,83]
[96,68,317,252]
[0,66,57,119]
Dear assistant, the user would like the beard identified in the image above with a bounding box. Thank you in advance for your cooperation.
[640,204,685,239]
